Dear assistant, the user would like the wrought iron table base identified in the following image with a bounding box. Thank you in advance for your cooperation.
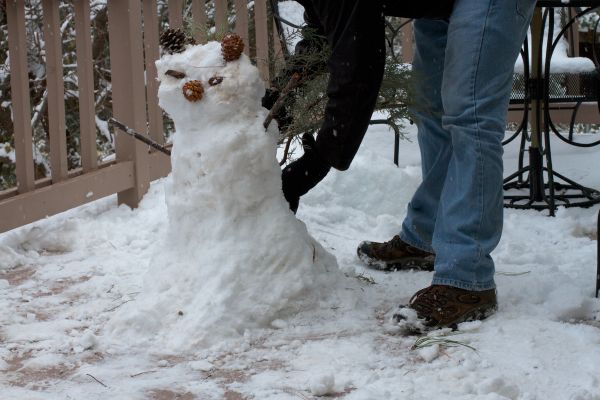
[503,4,600,215]
[504,166,600,211]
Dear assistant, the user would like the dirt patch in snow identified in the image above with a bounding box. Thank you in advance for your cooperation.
[2,350,76,390]
[148,389,197,400]
[0,266,35,286]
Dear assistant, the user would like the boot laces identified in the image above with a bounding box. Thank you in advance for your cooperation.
[388,235,405,250]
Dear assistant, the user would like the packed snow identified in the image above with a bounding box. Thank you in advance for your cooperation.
[1,113,599,398]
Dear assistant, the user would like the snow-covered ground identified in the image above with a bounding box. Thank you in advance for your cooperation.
[1,122,599,399]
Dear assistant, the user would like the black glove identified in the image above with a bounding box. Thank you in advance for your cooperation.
[281,133,331,213]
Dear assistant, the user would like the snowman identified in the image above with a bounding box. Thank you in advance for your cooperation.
[108,32,341,351]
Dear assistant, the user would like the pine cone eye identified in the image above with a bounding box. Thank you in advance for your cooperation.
[208,76,224,86]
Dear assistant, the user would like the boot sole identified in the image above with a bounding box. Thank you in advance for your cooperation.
[393,303,498,335]
[357,250,435,272]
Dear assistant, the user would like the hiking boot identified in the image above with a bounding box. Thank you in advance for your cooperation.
[357,235,435,271]
[393,285,498,334]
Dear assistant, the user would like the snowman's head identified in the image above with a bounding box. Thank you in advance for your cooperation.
[155,39,265,125]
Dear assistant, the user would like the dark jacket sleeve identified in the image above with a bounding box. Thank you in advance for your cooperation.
[301,0,387,170]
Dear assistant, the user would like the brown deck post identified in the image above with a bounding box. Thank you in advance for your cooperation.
[6,0,35,193]
[74,0,98,173]
[401,19,414,64]
[215,0,228,35]
[234,0,249,54]
[272,17,285,70]
[168,0,184,29]
[567,8,580,58]
[42,0,68,182]
[254,0,270,82]
[107,0,151,208]
[143,0,164,148]
[191,0,208,44]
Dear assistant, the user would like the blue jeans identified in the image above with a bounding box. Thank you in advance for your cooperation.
[400,0,537,291]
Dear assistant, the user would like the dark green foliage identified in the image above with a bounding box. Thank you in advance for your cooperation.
[273,17,414,150]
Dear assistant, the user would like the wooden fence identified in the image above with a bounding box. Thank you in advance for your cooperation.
[0,0,282,234]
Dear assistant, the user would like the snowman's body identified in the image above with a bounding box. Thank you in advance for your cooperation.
[109,41,339,351]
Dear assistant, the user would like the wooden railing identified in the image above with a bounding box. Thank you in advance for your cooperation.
[1,2,597,234]
[0,0,280,234]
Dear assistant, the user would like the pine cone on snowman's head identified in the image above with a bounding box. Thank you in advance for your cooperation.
[160,28,188,54]
[182,80,204,102]
[221,33,245,62]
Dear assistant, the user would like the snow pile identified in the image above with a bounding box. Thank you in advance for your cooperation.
[107,41,341,351]
[309,372,336,396]
[0,123,599,398]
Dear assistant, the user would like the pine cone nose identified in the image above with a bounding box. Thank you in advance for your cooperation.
[182,80,205,102]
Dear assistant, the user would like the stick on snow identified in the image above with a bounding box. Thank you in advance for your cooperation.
[108,118,171,156]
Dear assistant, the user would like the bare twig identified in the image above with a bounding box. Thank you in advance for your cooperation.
[86,373,108,388]
[108,117,171,156]
[130,370,157,378]
[279,135,293,166]
[281,387,311,400]
[30,89,48,130]
[264,73,302,130]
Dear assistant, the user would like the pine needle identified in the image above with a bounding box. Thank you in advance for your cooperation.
[355,273,377,285]
[411,335,478,353]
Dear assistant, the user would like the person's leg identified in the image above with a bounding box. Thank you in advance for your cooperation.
[399,19,451,253]
[430,0,536,290]
[357,18,452,271]
[393,0,536,332]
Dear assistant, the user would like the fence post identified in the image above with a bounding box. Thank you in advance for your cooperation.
[143,0,164,148]
[254,0,270,82]
[107,0,150,208]
[74,0,98,173]
[42,0,68,182]
[6,0,35,193]
[215,0,228,34]
[400,19,414,64]
[191,0,208,43]
[234,0,249,54]
[168,0,184,29]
